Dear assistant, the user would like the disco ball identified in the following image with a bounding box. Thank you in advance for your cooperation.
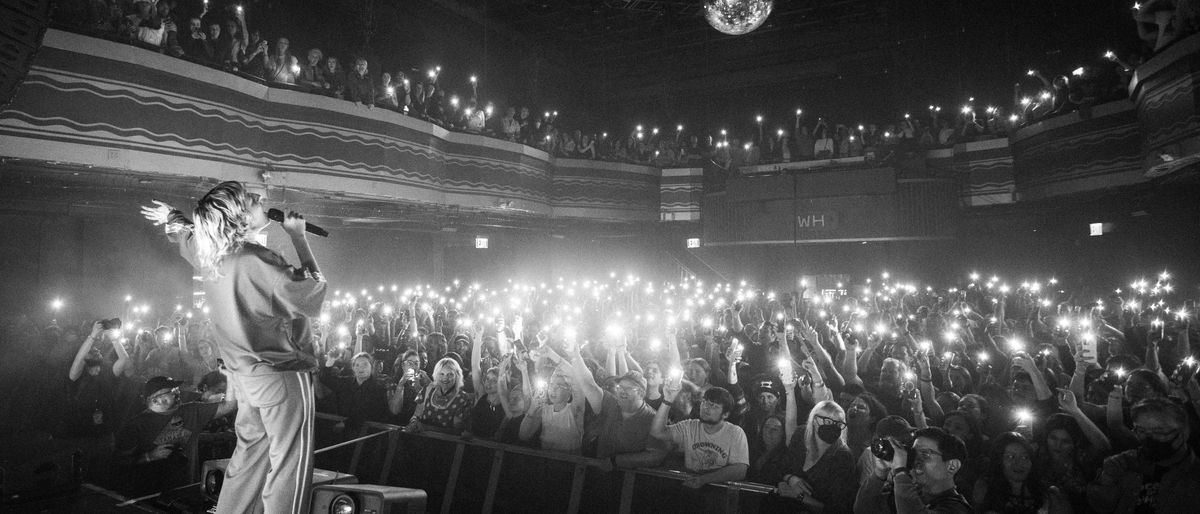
[704,0,774,36]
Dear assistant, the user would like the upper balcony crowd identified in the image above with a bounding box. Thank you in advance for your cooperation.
[49,0,1197,172]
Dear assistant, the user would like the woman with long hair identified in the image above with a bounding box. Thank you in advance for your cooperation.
[748,414,792,485]
[973,432,1071,514]
[141,181,326,514]
[775,397,857,513]
[1037,411,1106,513]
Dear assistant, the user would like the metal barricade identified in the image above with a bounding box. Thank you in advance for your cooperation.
[313,412,776,513]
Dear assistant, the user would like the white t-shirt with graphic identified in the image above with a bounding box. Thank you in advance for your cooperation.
[667,419,749,473]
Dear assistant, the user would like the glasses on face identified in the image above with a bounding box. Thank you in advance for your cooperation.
[614,384,643,395]
[914,448,943,463]
[550,383,571,391]
[815,415,846,429]
[1133,425,1179,440]
[403,359,421,367]
[1003,453,1032,465]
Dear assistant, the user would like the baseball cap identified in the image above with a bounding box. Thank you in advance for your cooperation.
[143,376,184,397]
[875,415,913,439]
[614,371,647,391]
[752,373,784,398]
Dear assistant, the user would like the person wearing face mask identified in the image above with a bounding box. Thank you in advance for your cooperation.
[855,426,972,514]
[776,400,858,513]
[1104,369,1170,451]
[1087,398,1200,513]
[114,375,236,496]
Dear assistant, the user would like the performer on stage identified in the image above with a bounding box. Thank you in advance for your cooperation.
[142,181,326,514]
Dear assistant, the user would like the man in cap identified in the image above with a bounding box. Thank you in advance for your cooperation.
[740,373,785,452]
[592,370,669,468]
[114,375,236,496]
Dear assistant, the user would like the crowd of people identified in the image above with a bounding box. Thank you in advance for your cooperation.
[51,0,1191,172]
[6,266,1200,512]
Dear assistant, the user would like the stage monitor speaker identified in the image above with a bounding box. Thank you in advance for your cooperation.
[311,484,427,514]
[201,459,357,503]
[0,0,52,108]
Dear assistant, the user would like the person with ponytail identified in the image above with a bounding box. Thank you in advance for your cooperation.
[142,181,326,514]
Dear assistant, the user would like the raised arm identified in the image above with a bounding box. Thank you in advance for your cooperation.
[519,387,545,442]
[1057,388,1111,454]
[566,343,603,414]
[801,358,832,404]
[665,327,682,370]
[1013,353,1053,401]
[69,321,104,381]
[622,348,643,374]
[783,370,799,444]
[495,356,521,419]
[470,325,486,394]
[650,373,682,442]
[605,344,619,377]
[839,331,865,388]
[281,212,321,275]
[914,350,945,423]
[803,322,845,390]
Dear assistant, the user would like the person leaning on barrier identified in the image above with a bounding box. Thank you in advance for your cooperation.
[853,426,972,514]
[650,378,749,489]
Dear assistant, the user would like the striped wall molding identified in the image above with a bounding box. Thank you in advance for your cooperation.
[0,30,663,223]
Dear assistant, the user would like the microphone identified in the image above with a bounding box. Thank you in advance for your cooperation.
[267,208,329,237]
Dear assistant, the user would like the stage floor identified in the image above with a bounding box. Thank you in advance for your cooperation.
[9,483,213,514]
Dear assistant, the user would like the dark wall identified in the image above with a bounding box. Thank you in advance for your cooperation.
[0,210,671,323]
[0,212,194,322]
[692,183,1200,295]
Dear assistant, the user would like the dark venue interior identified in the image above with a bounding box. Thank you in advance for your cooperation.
[1,0,1199,512]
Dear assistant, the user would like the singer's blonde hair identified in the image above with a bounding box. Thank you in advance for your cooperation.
[193,181,253,281]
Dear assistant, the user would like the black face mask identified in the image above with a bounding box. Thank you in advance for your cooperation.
[1140,436,1181,461]
[817,424,843,444]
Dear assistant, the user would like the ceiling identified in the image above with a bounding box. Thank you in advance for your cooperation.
[250,0,1139,133]
[420,0,1141,131]
[474,0,895,101]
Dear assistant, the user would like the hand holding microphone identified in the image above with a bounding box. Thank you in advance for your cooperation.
[268,208,328,237]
